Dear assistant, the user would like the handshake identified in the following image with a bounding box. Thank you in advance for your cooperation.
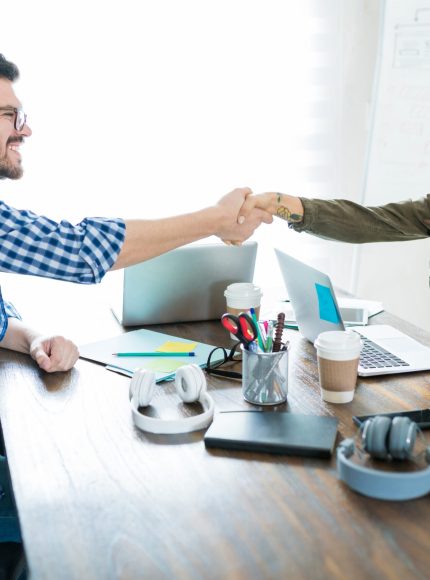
[214,187,304,246]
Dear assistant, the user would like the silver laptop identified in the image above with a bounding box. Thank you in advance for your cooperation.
[112,241,258,326]
[275,248,430,377]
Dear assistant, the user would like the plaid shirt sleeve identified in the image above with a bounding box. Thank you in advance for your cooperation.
[0,201,126,341]
[0,290,22,341]
[0,201,126,282]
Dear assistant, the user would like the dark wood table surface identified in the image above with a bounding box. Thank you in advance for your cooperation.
[1,275,430,580]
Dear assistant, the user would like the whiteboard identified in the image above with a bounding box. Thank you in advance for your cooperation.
[356,0,430,330]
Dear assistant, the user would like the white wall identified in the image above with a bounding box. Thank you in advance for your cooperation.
[1,1,355,299]
[294,1,382,293]
[356,0,430,331]
[6,1,422,333]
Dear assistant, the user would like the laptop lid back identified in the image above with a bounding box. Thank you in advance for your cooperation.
[274,248,345,342]
[115,241,258,326]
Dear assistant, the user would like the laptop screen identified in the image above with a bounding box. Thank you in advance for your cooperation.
[274,248,345,342]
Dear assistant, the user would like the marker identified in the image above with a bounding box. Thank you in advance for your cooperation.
[249,307,265,351]
[113,352,196,357]
[265,321,274,352]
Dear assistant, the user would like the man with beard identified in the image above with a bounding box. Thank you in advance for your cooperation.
[0,53,271,578]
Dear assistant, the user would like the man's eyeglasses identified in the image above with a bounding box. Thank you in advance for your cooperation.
[0,107,27,131]
[205,342,243,380]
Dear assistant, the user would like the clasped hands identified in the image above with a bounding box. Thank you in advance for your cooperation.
[217,188,278,246]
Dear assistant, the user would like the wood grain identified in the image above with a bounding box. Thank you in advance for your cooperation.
[1,278,430,579]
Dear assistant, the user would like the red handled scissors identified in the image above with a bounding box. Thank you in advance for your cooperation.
[221,312,259,349]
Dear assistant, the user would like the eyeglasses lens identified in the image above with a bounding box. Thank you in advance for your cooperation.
[15,109,26,131]
[206,345,242,379]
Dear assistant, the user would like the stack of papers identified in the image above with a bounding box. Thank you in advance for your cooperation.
[261,297,384,328]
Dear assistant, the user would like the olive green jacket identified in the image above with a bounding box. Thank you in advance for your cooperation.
[292,195,430,243]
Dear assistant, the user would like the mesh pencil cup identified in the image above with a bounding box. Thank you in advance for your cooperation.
[242,346,288,405]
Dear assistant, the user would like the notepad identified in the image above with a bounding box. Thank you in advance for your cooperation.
[204,411,339,458]
[79,329,224,382]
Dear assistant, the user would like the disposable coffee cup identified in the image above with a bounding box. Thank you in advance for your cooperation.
[314,331,362,404]
[224,283,262,319]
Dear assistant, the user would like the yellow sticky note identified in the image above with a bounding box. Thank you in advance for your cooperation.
[156,341,197,353]
[144,360,188,373]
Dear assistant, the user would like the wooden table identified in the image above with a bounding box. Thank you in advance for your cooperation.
[1,276,430,580]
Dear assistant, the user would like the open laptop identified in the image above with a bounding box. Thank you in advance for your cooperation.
[112,241,258,326]
[275,248,430,377]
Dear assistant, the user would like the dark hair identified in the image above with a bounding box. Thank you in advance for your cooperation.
[0,54,19,82]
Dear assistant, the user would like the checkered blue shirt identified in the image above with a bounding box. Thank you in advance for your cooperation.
[0,200,126,340]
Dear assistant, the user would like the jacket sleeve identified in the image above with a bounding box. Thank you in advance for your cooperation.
[291,195,430,243]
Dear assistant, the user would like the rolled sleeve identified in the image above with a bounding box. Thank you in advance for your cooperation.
[0,202,126,283]
[0,289,21,342]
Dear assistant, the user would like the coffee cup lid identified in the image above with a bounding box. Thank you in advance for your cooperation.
[314,330,362,357]
[224,283,262,298]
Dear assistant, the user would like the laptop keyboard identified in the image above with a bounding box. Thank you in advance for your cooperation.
[357,336,410,369]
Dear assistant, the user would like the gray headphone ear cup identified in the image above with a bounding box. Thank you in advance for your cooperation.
[389,417,417,460]
[362,416,391,459]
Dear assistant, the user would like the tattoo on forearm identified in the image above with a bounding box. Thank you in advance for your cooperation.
[275,193,303,223]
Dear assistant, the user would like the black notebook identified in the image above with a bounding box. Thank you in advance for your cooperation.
[204,411,338,458]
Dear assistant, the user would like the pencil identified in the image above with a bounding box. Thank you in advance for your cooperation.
[113,352,196,357]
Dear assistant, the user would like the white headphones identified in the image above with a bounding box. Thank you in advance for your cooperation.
[129,364,215,434]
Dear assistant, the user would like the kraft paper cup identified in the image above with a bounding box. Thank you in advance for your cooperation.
[314,331,362,404]
[224,283,262,319]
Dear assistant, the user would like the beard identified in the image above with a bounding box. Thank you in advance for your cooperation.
[0,138,24,180]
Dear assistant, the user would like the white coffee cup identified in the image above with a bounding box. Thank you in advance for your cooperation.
[224,283,262,319]
[314,331,362,404]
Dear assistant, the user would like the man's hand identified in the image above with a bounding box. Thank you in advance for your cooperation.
[238,192,304,225]
[30,335,79,373]
[214,187,273,244]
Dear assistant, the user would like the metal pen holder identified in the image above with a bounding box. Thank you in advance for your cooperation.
[242,345,289,405]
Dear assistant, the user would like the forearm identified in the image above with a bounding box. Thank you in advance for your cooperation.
[112,207,220,270]
[112,186,273,270]
[0,318,39,354]
[0,318,79,372]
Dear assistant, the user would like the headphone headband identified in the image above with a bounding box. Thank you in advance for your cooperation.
[129,365,215,435]
[337,438,430,501]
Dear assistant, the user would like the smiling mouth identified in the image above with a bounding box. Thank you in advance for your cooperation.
[8,143,22,158]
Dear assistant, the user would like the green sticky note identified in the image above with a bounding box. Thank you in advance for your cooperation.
[143,360,188,373]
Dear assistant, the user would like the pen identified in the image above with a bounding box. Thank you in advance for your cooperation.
[113,352,196,357]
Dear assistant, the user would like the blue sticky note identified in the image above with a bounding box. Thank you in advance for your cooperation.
[315,283,340,324]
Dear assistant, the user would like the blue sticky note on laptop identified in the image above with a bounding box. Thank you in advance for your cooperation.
[315,283,340,324]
